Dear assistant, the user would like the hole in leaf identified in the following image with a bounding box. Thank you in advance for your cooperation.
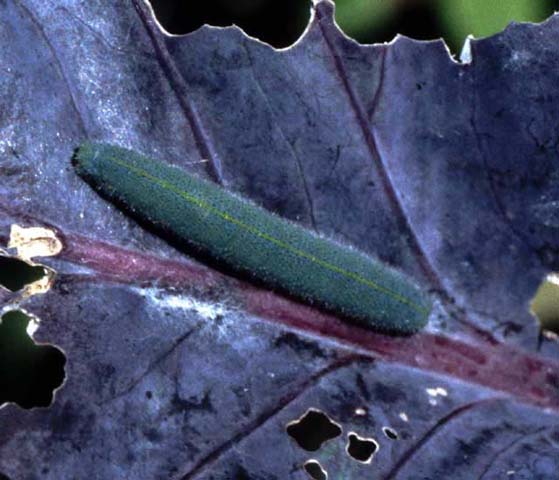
[0,310,66,409]
[531,274,559,334]
[233,465,252,480]
[149,0,559,57]
[383,426,398,440]
[0,474,11,480]
[148,0,311,49]
[334,0,556,55]
[335,0,441,44]
[346,432,378,464]
[286,408,342,452]
[304,460,328,480]
[0,255,47,292]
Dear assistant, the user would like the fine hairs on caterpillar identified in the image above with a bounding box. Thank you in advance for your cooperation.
[73,143,432,334]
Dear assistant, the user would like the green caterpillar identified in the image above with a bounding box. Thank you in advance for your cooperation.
[73,143,431,334]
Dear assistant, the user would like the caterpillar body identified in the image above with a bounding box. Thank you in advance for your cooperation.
[73,143,431,334]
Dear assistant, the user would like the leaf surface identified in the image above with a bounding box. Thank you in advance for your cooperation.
[0,1,558,478]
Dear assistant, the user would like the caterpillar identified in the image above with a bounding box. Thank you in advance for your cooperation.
[72,143,431,334]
